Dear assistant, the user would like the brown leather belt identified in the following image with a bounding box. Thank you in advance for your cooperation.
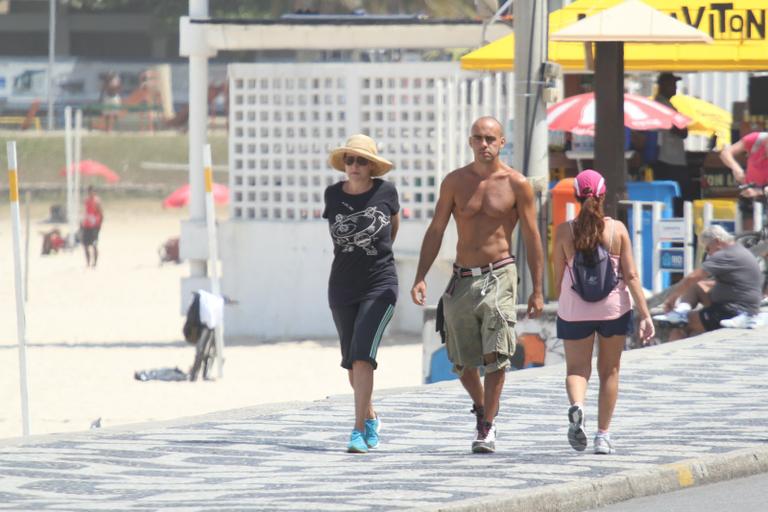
[453,256,516,278]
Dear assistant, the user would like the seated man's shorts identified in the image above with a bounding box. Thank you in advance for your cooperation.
[556,310,634,340]
[699,302,743,331]
[442,264,517,375]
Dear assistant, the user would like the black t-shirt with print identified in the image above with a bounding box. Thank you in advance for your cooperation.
[323,179,400,307]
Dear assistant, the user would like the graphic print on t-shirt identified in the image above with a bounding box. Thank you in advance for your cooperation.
[330,207,390,255]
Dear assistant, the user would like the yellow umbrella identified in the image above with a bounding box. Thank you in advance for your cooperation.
[670,94,732,147]
[460,0,768,72]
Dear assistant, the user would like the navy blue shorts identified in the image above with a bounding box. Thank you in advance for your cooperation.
[557,311,634,340]
[699,303,743,331]
[331,295,396,370]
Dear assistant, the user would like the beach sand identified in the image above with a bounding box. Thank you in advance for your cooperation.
[0,198,421,440]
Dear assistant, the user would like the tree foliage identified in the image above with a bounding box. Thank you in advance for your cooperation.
[64,0,477,19]
[62,0,478,34]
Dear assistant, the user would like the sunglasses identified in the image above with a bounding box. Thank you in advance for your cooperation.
[344,155,370,166]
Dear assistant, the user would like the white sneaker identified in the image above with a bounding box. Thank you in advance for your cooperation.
[751,312,768,328]
[472,421,497,453]
[594,434,614,455]
[720,312,752,328]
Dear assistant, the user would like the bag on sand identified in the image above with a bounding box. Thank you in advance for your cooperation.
[134,367,188,382]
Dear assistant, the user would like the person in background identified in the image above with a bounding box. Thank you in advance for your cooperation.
[100,72,122,132]
[654,225,762,339]
[323,134,399,454]
[41,228,65,255]
[553,169,654,455]
[411,116,544,454]
[81,186,103,267]
[719,131,768,231]
[653,72,689,215]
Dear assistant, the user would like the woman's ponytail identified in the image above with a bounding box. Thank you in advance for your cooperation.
[573,195,605,253]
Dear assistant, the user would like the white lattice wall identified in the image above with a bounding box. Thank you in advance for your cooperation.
[223,63,515,338]
[228,63,514,224]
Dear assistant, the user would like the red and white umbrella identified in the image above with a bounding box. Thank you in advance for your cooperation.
[59,159,120,183]
[547,92,691,135]
[163,183,229,209]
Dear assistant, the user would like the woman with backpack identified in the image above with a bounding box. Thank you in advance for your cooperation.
[552,169,655,455]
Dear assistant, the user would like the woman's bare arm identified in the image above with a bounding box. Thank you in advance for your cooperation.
[617,222,655,341]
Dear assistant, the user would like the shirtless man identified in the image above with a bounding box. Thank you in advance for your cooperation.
[411,116,544,453]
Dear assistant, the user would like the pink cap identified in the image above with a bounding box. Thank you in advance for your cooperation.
[574,169,606,198]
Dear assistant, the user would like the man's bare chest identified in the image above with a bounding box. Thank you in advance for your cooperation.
[455,182,516,219]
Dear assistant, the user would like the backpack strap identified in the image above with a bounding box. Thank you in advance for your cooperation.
[607,218,616,252]
[750,132,768,156]
[606,217,623,278]
[567,220,579,262]
[566,220,576,280]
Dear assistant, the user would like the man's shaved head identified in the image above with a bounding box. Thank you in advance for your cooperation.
[469,116,506,164]
[471,116,504,136]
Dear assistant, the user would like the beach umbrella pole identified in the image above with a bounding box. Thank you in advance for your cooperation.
[594,41,626,218]
[7,141,31,436]
[203,144,225,378]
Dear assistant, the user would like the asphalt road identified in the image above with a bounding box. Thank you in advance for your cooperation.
[586,472,768,512]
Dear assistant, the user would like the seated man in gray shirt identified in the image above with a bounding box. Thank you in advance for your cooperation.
[655,225,762,340]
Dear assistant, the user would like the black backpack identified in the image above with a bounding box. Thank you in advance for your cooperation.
[569,220,619,302]
[182,292,203,344]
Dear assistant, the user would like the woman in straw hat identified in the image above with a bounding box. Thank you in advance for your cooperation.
[323,134,400,453]
[552,169,654,455]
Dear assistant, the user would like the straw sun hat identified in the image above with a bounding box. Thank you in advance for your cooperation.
[328,134,394,177]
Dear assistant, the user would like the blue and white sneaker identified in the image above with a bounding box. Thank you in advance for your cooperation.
[347,430,368,453]
[652,310,689,324]
[652,303,691,325]
[364,415,381,449]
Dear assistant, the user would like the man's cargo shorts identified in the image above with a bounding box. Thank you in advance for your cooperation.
[442,261,517,375]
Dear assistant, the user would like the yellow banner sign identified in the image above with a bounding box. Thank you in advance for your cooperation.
[462,0,768,72]
[674,4,765,40]
[566,1,766,41]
